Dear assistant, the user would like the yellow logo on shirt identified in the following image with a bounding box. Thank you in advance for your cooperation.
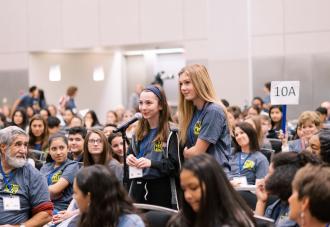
[153,140,163,152]
[4,184,20,194]
[243,160,255,170]
[51,171,62,184]
[194,121,202,135]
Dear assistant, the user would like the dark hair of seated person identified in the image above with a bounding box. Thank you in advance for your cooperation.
[168,153,255,227]
[76,165,139,227]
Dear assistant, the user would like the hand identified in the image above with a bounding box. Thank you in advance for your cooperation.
[256,179,268,203]
[183,147,194,159]
[126,154,138,167]
[53,210,75,224]
[230,179,241,188]
[135,157,151,169]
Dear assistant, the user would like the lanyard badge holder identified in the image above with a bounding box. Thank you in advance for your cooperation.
[0,162,21,210]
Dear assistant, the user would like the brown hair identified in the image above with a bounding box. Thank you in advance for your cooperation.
[66,86,78,97]
[83,129,110,166]
[292,164,330,223]
[28,114,49,151]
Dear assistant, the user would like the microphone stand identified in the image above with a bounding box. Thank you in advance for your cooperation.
[118,128,130,190]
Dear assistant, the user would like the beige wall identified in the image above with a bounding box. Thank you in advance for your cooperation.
[1,0,330,116]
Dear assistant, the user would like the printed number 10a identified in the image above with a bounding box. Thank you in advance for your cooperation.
[275,86,296,97]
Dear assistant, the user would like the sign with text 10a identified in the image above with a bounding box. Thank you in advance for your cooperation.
[270,81,300,105]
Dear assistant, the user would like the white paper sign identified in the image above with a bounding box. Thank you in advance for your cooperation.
[129,166,143,179]
[271,81,300,105]
[3,196,21,211]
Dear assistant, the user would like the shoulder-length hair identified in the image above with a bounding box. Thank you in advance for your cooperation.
[233,122,260,153]
[178,64,228,145]
[11,108,29,130]
[83,129,110,166]
[135,86,171,142]
[84,110,101,127]
[168,154,255,227]
[77,165,137,227]
[245,116,264,148]
[28,114,49,151]
[269,105,282,129]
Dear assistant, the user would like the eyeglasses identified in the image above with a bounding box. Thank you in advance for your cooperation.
[88,139,102,144]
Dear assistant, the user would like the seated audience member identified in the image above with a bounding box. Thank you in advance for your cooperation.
[108,132,125,164]
[0,126,53,225]
[307,128,330,163]
[40,108,50,121]
[267,105,283,139]
[315,106,328,128]
[63,109,75,127]
[255,151,321,226]
[0,112,9,129]
[68,165,145,227]
[40,134,79,212]
[289,164,330,227]
[286,111,321,152]
[10,108,29,131]
[252,96,264,111]
[103,123,117,138]
[47,116,61,136]
[229,122,269,186]
[69,115,83,128]
[68,127,87,163]
[246,105,261,119]
[168,154,255,227]
[105,110,118,125]
[28,114,49,152]
[83,110,102,130]
[83,129,123,181]
[245,116,272,150]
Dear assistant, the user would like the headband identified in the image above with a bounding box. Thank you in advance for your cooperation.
[144,85,162,101]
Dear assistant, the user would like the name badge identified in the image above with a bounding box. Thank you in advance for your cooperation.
[129,166,143,179]
[3,196,21,211]
[233,176,248,186]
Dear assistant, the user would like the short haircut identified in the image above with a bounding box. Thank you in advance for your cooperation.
[0,126,27,146]
[315,106,328,116]
[264,82,271,91]
[297,111,321,128]
[29,85,37,93]
[293,164,330,223]
[68,127,87,139]
[47,116,61,129]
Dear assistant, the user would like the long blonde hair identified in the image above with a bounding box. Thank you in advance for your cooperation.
[178,64,228,145]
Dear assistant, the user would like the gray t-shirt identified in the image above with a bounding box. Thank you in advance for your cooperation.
[0,162,51,224]
[108,159,124,182]
[187,103,231,170]
[228,151,269,185]
[40,159,79,211]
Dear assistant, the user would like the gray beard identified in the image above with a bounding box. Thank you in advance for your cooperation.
[5,148,26,168]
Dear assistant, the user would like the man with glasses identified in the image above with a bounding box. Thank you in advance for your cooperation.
[0,126,53,226]
[67,127,87,163]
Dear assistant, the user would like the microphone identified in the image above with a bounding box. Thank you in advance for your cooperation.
[113,112,142,133]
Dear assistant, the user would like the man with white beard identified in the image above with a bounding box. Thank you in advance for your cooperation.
[0,126,53,226]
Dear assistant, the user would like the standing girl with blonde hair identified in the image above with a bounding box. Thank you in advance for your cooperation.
[178,64,231,171]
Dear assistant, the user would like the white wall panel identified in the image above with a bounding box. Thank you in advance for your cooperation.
[183,0,207,39]
[0,53,28,70]
[0,0,27,53]
[99,0,139,45]
[285,0,330,33]
[207,0,249,60]
[27,0,61,51]
[62,0,98,48]
[140,0,183,43]
[285,32,330,55]
[251,0,283,35]
[252,35,284,57]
